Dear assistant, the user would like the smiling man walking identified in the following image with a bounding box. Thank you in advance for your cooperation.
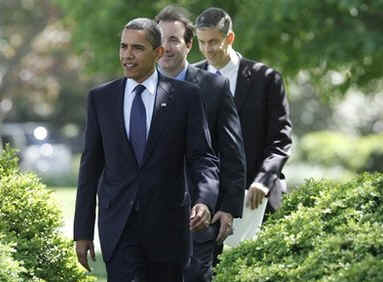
[73,18,219,282]
[155,6,246,281]
[194,7,293,266]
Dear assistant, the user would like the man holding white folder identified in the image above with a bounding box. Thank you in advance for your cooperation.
[194,7,293,260]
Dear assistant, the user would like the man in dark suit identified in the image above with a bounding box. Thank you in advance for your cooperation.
[155,6,246,282]
[73,18,219,282]
[195,7,293,265]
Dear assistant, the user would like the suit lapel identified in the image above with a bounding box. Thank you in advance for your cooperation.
[142,74,173,165]
[118,77,129,140]
[196,59,251,112]
[234,58,252,111]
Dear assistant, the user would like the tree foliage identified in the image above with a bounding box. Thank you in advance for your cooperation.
[57,0,383,96]
[0,0,51,121]
[299,131,383,172]
[237,0,383,97]
[0,0,95,129]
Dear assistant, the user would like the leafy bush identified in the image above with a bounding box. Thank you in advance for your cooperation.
[215,173,383,282]
[299,131,383,172]
[0,147,95,281]
[0,234,25,282]
[0,144,19,176]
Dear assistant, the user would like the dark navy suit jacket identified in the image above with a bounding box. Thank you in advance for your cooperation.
[185,65,246,243]
[195,57,292,211]
[73,73,219,264]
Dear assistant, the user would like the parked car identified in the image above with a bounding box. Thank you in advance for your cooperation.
[0,122,73,184]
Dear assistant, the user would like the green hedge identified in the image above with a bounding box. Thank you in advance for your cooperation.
[0,146,95,281]
[299,131,383,172]
[0,235,26,282]
[214,173,383,281]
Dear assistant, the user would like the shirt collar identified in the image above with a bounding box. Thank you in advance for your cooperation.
[158,61,189,81]
[208,48,239,74]
[127,68,158,95]
[174,62,189,81]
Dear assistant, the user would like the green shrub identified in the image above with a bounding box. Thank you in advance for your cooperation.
[214,173,383,282]
[300,131,383,172]
[0,144,19,176]
[0,234,26,282]
[0,147,95,282]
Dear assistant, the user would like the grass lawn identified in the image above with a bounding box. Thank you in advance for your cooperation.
[50,186,107,282]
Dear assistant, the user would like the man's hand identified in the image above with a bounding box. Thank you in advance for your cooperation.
[212,211,233,244]
[246,183,269,210]
[190,203,211,232]
[75,240,96,272]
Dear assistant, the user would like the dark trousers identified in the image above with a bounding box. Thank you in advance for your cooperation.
[212,243,223,268]
[105,210,184,282]
[184,239,215,282]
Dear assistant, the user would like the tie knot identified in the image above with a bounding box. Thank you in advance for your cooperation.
[216,70,222,76]
[134,84,146,96]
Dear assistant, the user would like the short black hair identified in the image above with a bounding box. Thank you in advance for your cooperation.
[195,7,232,35]
[155,5,194,45]
[125,18,162,49]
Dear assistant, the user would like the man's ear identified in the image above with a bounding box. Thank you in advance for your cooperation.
[186,39,193,54]
[155,46,165,61]
[226,31,235,45]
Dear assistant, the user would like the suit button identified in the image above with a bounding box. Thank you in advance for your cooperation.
[130,201,134,206]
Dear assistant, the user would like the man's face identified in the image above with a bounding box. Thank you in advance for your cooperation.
[158,20,191,77]
[196,27,232,68]
[120,28,163,82]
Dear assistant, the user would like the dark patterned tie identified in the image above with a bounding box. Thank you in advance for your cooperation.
[130,84,147,165]
[216,70,222,76]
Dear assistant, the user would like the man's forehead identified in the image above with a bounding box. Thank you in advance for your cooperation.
[122,28,145,36]
[159,20,185,32]
[196,27,225,37]
[121,29,148,42]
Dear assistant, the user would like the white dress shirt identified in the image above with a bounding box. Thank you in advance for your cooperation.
[207,48,240,96]
[123,69,158,139]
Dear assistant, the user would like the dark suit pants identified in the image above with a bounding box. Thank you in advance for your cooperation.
[184,238,215,282]
[105,210,184,282]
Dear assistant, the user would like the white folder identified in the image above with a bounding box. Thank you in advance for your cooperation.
[224,191,268,247]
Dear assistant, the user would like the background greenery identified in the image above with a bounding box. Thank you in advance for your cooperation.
[2,0,383,135]
[55,0,383,98]
[215,173,383,281]
[0,147,96,281]
[1,0,383,280]
[51,186,107,281]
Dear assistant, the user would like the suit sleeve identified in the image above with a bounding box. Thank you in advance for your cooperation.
[216,79,247,218]
[185,86,220,213]
[73,91,105,241]
[253,71,292,190]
